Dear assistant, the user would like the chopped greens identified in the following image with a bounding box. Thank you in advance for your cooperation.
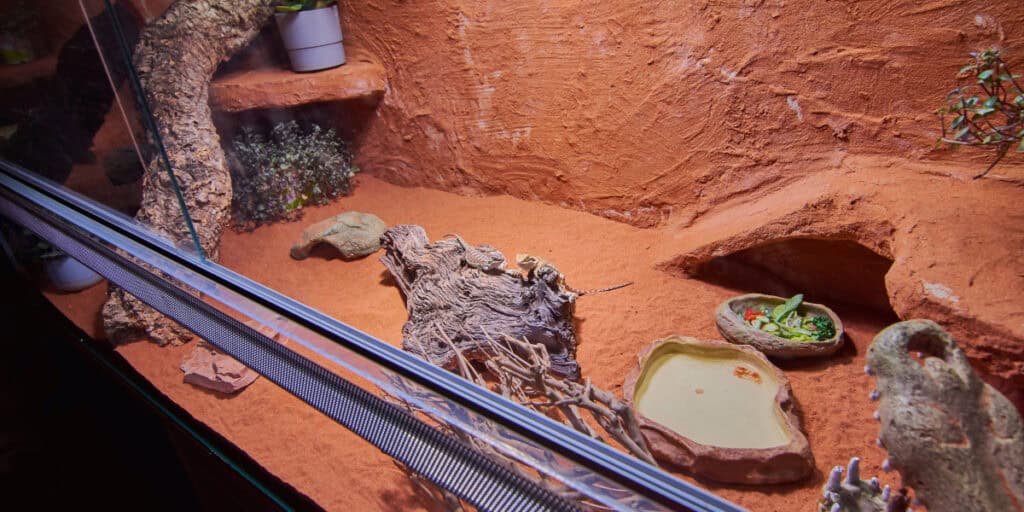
[739,294,836,342]
[810,315,836,340]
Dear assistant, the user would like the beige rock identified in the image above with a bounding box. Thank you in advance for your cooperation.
[290,211,387,260]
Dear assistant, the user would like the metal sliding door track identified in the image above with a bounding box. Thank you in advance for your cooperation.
[0,160,745,512]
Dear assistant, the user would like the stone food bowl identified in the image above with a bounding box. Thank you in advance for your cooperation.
[623,336,813,485]
[714,293,845,358]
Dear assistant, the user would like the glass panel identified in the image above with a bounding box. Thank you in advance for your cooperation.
[53,2,873,511]
[0,1,146,216]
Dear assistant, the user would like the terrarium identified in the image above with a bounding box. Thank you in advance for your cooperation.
[1,1,1022,511]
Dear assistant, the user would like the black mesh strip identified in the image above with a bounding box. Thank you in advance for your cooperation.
[0,190,581,512]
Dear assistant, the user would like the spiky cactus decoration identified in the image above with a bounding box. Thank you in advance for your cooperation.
[819,457,909,512]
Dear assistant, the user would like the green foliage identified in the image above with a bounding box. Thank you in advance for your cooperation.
[937,48,1024,178]
[230,121,357,230]
[275,0,337,13]
[810,316,836,341]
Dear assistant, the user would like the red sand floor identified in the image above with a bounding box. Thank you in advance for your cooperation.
[45,175,897,511]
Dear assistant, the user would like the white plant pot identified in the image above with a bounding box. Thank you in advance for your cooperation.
[274,5,346,72]
[44,255,103,292]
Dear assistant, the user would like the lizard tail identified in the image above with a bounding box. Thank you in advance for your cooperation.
[567,281,634,296]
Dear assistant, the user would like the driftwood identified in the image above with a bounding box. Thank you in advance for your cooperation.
[384,332,655,512]
[380,225,580,380]
[102,0,275,345]
[471,335,653,465]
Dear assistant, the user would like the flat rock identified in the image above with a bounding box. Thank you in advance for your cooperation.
[179,321,280,394]
[714,293,844,358]
[209,59,387,113]
[181,342,259,394]
[623,335,813,484]
[290,211,387,260]
[867,320,1024,512]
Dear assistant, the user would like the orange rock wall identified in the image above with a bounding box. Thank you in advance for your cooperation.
[340,0,1024,225]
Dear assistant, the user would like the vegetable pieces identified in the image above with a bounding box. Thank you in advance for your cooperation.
[740,294,836,342]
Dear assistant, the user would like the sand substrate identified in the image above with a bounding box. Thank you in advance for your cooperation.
[45,175,898,511]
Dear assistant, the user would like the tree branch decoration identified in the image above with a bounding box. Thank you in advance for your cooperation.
[937,48,1024,179]
[382,330,656,511]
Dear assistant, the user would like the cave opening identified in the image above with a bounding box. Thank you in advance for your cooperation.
[691,238,900,321]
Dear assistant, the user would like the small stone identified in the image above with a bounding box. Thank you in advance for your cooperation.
[181,341,259,394]
[290,211,387,260]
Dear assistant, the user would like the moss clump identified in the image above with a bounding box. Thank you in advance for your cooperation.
[230,121,358,230]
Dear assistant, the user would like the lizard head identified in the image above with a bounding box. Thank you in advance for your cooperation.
[515,253,540,271]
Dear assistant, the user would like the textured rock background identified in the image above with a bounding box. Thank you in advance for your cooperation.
[339,0,1023,223]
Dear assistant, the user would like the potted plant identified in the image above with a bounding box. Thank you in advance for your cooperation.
[274,0,346,72]
[30,239,103,292]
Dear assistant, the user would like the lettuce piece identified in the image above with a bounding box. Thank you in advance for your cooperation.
[771,294,804,322]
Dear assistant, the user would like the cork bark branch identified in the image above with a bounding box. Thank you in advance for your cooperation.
[102,0,274,345]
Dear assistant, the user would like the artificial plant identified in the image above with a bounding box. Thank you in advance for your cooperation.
[937,48,1023,179]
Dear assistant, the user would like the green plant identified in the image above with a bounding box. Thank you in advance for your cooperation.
[937,48,1024,179]
[230,121,358,230]
[275,0,337,13]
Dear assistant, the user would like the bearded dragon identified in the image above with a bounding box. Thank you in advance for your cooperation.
[515,254,632,296]
[443,234,508,273]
